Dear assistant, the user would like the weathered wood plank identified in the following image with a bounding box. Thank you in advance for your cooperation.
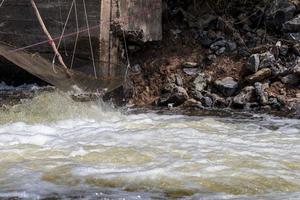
[119,0,162,41]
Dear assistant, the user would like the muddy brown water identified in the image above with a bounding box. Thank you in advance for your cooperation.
[0,84,299,200]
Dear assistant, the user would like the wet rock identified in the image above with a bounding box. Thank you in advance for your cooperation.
[246,68,272,83]
[182,62,198,68]
[246,54,260,73]
[214,77,239,97]
[281,74,300,85]
[283,14,300,32]
[254,82,269,105]
[193,73,211,92]
[233,86,256,108]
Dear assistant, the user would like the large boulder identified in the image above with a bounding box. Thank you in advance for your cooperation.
[233,86,256,108]
[158,86,189,107]
[214,77,239,97]
[193,73,212,92]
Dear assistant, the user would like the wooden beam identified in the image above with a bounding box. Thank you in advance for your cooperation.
[99,0,112,78]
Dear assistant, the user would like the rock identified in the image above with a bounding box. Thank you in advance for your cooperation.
[279,45,289,56]
[271,64,289,77]
[281,74,300,85]
[216,47,226,55]
[287,33,300,42]
[283,14,300,32]
[132,64,142,73]
[201,96,213,108]
[214,77,239,97]
[180,98,202,108]
[207,54,217,61]
[293,64,300,75]
[175,74,183,87]
[266,0,296,28]
[210,40,227,51]
[158,86,189,107]
[238,47,251,57]
[183,68,199,76]
[246,54,260,73]
[203,92,227,108]
[268,97,282,109]
[182,62,198,68]
[193,73,211,92]
[259,52,276,68]
[246,68,272,83]
[293,44,300,56]
[254,82,269,105]
[233,86,256,108]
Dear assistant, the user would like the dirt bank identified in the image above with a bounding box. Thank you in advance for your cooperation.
[123,0,300,118]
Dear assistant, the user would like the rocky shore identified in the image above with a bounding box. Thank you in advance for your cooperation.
[124,0,300,118]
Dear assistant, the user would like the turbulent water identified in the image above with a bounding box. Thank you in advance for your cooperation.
[0,88,299,200]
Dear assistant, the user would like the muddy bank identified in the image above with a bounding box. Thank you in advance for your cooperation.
[122,0,300,118]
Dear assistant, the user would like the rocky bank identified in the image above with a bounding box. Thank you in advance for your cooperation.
[123,0,300,118]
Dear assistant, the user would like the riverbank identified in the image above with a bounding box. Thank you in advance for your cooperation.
[123,0,299,118]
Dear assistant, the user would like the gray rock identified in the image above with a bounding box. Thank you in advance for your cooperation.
[214,77,239,97]
[175,74,183,87]
[207,54,217,61]
[279,45,289,56]
[201,96,213,108]
[259,52,276,68]
[283,14,300,32]
[233,86,256,107]
[271,64,289,77]
[281,74,300,85]
[254,82,269,105]
[294,64,300,75]
[293,44,300,56]
[268,97,282,109]
[183,68,199,76]
[266,0,296,28]
[246,54,260,73]
[287,33,300,42]
[216,47,226,55]
[246,68,272,83]
[193,73,211,92]
[132,64,142,73]
[158,86,189,107]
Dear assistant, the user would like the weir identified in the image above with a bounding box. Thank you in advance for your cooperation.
[0,0,162,93]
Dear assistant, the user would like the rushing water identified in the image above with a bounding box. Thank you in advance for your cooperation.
[0,89,299,200]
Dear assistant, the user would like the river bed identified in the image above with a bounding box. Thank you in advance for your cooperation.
[0,88,299,199]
